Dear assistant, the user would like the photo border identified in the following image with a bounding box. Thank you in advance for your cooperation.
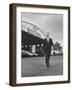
[9,3,70,86]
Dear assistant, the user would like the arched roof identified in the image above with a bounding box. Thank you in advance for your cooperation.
[21,21,46,39]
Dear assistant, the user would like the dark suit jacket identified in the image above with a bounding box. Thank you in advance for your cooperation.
[43,38,53,53]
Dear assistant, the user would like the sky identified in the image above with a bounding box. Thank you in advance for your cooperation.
[21,13,63,46]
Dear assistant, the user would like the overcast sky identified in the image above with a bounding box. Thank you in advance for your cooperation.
[21,13,63,46]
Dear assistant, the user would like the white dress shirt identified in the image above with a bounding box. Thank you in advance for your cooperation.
[47,38,50,43]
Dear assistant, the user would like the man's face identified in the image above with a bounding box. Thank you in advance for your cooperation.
[46,33,49,38]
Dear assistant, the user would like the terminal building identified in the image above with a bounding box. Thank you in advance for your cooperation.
[21,21,45,57]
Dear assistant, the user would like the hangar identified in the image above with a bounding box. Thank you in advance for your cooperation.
[21,21,45,57]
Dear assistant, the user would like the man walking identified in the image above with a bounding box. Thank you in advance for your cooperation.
[43,32,53,67]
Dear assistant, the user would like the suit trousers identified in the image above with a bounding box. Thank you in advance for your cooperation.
[45,51,51,67]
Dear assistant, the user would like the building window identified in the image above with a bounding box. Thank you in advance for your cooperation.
[37,44,40,47]
[25,45,27,47]
[41,44,43,46]
[29,45,31,47]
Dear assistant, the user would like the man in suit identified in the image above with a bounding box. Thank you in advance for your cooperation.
[43,32,53,67]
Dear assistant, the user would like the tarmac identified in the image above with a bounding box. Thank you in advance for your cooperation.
[21,55,63,77]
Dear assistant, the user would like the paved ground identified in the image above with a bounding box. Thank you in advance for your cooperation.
[21,55,63,77]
